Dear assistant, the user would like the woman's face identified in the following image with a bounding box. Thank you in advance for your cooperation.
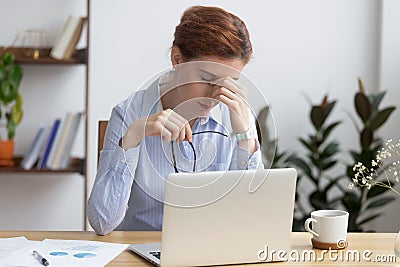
[173,56,245,120]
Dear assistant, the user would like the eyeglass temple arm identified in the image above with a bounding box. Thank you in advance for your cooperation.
[192,130,229,137]
[171,140,197,172]
[171,141,179,173]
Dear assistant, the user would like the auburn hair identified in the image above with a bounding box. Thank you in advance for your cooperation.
[173,6,253,64]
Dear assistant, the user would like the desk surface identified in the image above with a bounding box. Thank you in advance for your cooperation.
[0,231,398,266]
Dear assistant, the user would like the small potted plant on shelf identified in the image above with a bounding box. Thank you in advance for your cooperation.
[0,52,23,166]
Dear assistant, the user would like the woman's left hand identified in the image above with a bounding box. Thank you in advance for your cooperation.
[211,77,256,154]
[211,77,251,135]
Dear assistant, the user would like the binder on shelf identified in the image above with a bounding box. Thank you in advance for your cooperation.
[50,113,74,169]
[46,113,71,169]
[36,119,61,169]
[20,124,48,170]
[50,15,85,60]
[59,112,83,169]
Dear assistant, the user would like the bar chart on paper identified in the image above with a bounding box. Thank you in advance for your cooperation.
[3,239,128,267]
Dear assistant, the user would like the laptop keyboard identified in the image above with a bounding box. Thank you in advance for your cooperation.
[149,251,161,259]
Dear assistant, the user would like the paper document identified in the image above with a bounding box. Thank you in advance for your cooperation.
[4,239,128,267]
[0,236,32,263]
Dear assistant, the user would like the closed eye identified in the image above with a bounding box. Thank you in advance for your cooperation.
[200,75,214,82]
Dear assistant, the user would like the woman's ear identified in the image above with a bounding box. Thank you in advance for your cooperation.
[171,46,183,66]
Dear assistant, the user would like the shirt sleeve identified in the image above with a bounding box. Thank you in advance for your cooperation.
[231,139,264,170]
[229,107,264,170]
[87,105,141,235]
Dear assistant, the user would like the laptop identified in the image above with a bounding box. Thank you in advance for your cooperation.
[129,168,297,266]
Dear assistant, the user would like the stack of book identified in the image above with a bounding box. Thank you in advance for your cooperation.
[20,112,83,170]
[50,15,85,60]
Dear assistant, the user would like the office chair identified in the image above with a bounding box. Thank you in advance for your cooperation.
[97,120,108,163]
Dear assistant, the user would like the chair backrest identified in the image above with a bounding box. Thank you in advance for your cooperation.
[98,120,108,162]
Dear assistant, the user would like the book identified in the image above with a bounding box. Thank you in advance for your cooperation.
[20,124,48,170]
[45,113,71,169]
[51,113,74,169]
[36,119,61,169]
[59,112,83,169]
[50,15,85,60]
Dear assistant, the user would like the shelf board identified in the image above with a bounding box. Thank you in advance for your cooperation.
[1,47,86,65]
[0,157,84,175]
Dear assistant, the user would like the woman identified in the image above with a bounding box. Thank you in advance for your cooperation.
[88,6,263,235]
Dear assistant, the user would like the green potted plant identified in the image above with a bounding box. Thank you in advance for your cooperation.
[343,78,396,231]
[0,52,23,165]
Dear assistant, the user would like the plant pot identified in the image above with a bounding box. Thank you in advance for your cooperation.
[0,140,15,166]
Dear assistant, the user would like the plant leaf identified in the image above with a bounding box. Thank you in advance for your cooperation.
[355,92,371,122]
[323,100,337,122]
[9,65,23,85]
[0,80,18,104]
[342,192,360,213]
[366,196,396,209]
[358,213,382,225]
[6,117,16,140]
[15,93,23,109]
[370,91,386,114]
[366,186,391,199]
[323,178,341,193]
[1,52,14,65]
[360,128,373,148]
[310,191,327,210]
[321,142,339,159]
[322,121,341,140]
[349,151,361,162]
[322,160,337,170]
[286,155,313,180]
[369,107,396,130]
[346,165,356,181]
[311,106,324,130]
[310,155,321,169]
[299,137,315,153]
[11,104,23,125]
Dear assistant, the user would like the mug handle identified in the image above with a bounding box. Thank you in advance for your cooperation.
[304,218,319,237]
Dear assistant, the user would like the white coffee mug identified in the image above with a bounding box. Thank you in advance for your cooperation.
[304,210,349,249]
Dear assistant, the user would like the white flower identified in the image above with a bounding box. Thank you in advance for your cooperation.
[348,183,354,190]
[349,139,400,197]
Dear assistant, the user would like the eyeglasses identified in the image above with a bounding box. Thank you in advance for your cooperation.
[171,130,229,173]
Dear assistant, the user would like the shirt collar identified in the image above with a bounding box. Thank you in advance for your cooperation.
[203,104,223,125]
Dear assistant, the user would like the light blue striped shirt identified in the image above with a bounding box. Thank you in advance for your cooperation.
[87,76,263,235]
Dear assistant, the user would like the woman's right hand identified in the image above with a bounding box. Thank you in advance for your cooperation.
[121,109,192,150]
